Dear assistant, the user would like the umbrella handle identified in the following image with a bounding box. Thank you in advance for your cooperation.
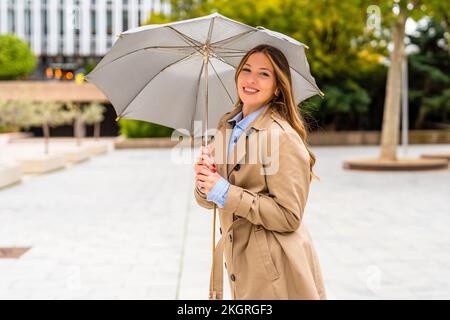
[210,203,217,297]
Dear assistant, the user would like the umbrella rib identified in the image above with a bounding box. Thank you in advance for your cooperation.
[208,59,235,106]
[289,65,323,95]
[207,51,239,71]
[190,59,205,135]
[214,54,246,58]
[211,29,257,47]
[118,51,200,119]
[211,48,247,53]
[205,16,216,46]
[88,45,197,76]
[166,26,205,55]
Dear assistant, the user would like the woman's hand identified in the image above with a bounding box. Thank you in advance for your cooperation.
[194,145,216,172]
[194,145,219,195]
[194,165,221,195]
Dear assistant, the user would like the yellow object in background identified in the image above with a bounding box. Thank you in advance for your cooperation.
[75,73,85,84]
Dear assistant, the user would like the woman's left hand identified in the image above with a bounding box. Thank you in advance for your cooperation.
[195,165,221,195]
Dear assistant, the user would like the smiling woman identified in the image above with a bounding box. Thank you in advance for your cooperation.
[194,44,326,300]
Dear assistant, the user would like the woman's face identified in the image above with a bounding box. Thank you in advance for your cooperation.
[237,52,278,110]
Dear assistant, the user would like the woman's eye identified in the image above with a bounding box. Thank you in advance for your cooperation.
[242,68,269,77]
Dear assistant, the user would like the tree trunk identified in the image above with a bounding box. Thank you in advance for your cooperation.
[75,115,85,147]
[94,122,100,140]
[414,108,427,129]
[379,13,406,161]
[43,122,50,155]
[414,78,431,129]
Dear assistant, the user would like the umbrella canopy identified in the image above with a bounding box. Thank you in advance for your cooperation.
[85,12,322,138]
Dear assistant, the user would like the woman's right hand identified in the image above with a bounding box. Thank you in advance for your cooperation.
[194,145,216,174]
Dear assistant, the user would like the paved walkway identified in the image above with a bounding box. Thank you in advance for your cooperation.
[0,143,449,299]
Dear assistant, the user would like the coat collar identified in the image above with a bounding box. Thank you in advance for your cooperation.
[220,102,282,132]
[215,102,287,179]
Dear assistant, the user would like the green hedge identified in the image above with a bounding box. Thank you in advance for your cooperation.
[118,119,174,138]
[0,125,19,133]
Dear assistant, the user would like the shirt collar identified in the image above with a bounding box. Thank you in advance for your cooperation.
[227,103,270,129]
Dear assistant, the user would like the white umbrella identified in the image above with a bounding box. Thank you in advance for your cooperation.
[85,11,322,299]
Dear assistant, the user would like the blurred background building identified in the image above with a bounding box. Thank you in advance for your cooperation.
[0,0,171,80]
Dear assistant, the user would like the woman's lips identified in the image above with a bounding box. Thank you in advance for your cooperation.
[242,87,259,95]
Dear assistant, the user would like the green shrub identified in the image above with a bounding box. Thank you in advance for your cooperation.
[0,125,19,133]
[118,119,174,138]
[0,34,37,80]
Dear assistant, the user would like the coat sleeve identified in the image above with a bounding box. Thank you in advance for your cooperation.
[194,184,215,210]
[222,130,311,232]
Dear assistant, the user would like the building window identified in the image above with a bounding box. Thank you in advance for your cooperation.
[25,8,32,37]
[90,9,96,34]
[42,6,48,36]
[107,9,112,35]
[122,9,128,30]
[59,8,64,35]
[8,6,15,33]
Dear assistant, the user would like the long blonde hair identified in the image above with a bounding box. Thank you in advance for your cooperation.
[234,44,319,182]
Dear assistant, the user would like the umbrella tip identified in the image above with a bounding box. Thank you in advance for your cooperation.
[116,33,123,38]
[115,116,121,122]
[304,44,309,50]
[319,90,325,97]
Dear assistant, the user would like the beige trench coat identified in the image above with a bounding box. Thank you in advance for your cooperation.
[194,104,327,300]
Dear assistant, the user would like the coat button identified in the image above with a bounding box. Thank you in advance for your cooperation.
[228,234,233,242]
[255,225,262,231]
[235,164,241,171]
[224,262,227,269]
[219,227,222,235]
[230,274,236,281]
[233,137,238,143]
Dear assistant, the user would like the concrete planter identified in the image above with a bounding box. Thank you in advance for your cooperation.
[63,146,91,163]
[18,154,66,174]
[87,143,109,156]
[0,163,22,189]
[0,135,9,146]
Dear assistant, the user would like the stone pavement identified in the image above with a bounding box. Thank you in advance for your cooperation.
[0,143,449,299]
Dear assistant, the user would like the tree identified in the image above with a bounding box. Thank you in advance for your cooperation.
[26,101,71,154]
[376,0,450,160]
[408,18,450,128]
[66,102,85,147]
[83,103,106,140]
[0,99,33,133]
[0,34,37,80]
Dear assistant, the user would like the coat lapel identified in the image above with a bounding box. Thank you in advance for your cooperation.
[213,106,242,180]
[226,105,274,179]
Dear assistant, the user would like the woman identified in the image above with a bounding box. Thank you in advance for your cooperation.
[194,44,326,300]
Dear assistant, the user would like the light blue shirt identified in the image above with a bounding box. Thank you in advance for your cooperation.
[205,103,270,208]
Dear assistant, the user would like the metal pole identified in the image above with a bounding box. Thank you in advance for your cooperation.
[203,45,218,299]
[401,54,409,156]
